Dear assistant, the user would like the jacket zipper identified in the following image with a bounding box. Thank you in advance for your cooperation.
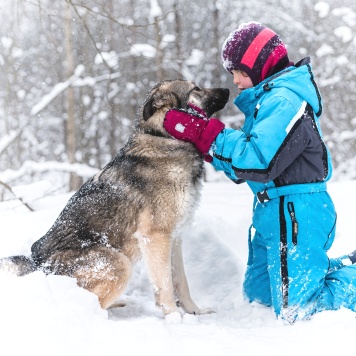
[287,202,298,245]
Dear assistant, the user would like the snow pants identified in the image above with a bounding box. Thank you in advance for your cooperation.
[243,190,356,322]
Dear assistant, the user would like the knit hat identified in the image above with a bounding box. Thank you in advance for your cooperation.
[222,22,293,86]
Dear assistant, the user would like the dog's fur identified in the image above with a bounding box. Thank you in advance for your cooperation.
[0,80,229,315]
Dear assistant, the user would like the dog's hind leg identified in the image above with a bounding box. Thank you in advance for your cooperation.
[75,247,132,309]
[48,246,132,309]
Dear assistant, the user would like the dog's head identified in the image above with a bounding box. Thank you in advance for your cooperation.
[136,79,229,137]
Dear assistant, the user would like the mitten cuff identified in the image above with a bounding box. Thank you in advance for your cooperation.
[196,118,225,155]
[204,154,213,163]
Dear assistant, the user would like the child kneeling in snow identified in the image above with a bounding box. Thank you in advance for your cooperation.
[163,21,356,323]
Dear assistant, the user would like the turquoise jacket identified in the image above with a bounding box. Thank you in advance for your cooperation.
[211,57,332,196]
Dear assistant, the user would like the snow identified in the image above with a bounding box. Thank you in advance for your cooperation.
[319,75,341,88]
[160,34,176,49]
[185,49,205,66]
[0,178,355,356]
[129,44,157,58]
[315,43,334,57]
[314,2,330,18]
[332,7,356,27]
[94,51,118,68]
[149,0,162,20]
[334,26,353,43]
[1,36,13,49]
[336,55,349,65]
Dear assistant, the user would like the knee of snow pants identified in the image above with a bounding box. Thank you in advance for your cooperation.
[244,191,338,319]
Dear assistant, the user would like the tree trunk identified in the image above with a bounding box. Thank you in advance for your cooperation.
[152,1,164,82]
[108,0,118,160]
[65,2,82,191]
[173,0,183,79]
[212,1,221,85]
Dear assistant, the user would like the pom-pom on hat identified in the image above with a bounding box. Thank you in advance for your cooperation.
[222,21,293,86]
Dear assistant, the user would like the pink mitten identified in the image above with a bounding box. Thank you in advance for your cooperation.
[164,106,225,155]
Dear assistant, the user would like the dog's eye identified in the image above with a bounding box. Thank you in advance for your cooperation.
[193,87,201,91]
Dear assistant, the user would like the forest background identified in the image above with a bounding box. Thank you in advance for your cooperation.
[0,0,355,197]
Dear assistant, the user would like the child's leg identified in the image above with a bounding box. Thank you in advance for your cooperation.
[243,230,272,307]
[253,192,339,319]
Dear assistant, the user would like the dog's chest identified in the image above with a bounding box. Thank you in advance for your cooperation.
[168,166,202,231]
[171,180,201,239]
[167,165,193,181]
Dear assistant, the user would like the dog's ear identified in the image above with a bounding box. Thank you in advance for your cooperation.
[143,97,156,121]
[143,96,167,121]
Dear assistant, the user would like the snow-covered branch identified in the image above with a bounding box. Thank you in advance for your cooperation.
[0,130,20,155]
[0,160,99,184]
[30,65,85,116]
[0,65,85,157]
[325,130,356,143]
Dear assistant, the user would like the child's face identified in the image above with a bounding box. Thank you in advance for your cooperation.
[232,69,253,91]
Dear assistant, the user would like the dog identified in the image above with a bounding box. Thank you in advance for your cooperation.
[0,80,229,315]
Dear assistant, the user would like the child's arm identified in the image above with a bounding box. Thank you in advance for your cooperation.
[211,96,312,183]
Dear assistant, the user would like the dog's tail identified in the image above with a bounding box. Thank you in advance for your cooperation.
[0,255,37,276]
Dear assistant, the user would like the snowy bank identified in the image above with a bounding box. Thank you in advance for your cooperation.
[0,180,355,356]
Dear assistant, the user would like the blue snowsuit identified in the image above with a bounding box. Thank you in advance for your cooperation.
[211,57,356,322]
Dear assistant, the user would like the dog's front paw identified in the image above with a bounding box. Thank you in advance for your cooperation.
[182,304,215,315]
[177,298,215,315]
[196,307,215,315]
[189,307,215,315]
[107,302,126,309]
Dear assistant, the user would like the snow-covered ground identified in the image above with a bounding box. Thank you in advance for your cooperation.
[0,177,355,356]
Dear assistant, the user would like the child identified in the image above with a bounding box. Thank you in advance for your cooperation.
[163,21,356,323]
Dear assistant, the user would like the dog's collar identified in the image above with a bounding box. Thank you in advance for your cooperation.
[145,128,167,138]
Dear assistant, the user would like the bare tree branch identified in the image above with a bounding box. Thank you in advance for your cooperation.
[0,180,34,211]
[67,0,112,71]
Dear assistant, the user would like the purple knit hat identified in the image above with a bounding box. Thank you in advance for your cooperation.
[222,22,293,86]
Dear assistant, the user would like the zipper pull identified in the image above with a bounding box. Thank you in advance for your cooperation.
[287,202,298,245]
[253,103,260,119]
